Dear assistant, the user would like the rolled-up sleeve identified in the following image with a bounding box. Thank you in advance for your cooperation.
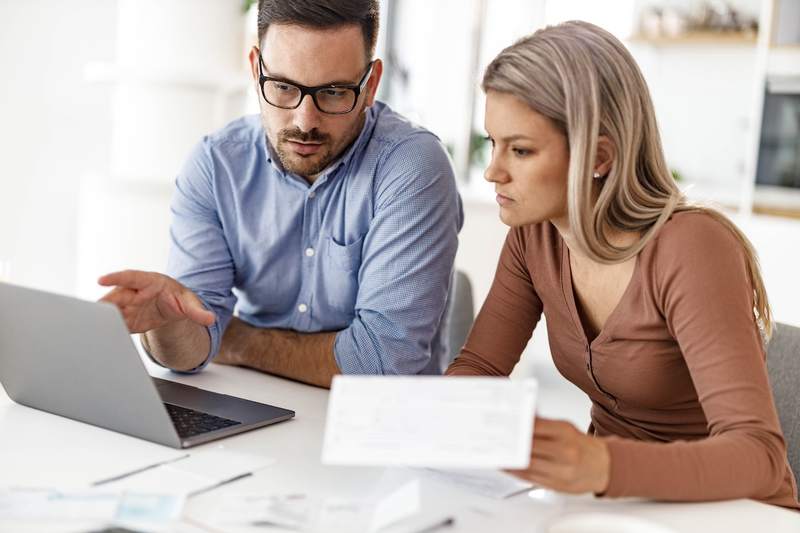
[334,134,463,374]
[165,139,237,372]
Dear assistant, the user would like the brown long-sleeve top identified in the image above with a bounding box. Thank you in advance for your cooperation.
[447,212,799,510]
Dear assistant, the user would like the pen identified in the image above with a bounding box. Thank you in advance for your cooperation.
[189,471,253,497]
[411,516,455,533]
[91,453,190,486]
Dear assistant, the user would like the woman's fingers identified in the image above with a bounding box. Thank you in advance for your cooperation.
[533,417,576,439]
[505,417,609,494]
[530,437,567,462]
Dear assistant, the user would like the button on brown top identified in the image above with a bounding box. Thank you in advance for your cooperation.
[447,212,799,510]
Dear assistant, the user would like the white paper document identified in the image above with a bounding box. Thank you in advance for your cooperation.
[322,376,537,469]
[103,446,274,497]
[211,480,421,533]
[419,468,534,499]
[368,479,421,532]
[0,489,118,521]
[213,492,315,530]
[0,488,183,528]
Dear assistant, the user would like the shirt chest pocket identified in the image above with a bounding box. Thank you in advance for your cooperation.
[322,234,364,314]
[327,234,364,272]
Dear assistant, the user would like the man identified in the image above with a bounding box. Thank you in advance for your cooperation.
[99,0,463,388]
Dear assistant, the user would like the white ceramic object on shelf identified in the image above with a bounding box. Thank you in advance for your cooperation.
[116,0,246,75]
[108,0,249,184]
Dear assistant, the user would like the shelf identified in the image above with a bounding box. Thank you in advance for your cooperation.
[628,32,758,46]
[766,48,800,77]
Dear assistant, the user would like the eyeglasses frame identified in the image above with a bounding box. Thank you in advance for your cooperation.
[256,48,376,115]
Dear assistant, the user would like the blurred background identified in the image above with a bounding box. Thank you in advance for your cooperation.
[1,0,798,416]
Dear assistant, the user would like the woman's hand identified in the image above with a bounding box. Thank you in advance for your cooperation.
[507,417,611,494]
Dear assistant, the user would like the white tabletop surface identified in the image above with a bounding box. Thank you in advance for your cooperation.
[1,356,799,533]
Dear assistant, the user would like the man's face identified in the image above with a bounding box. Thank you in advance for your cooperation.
[250,23,381,178]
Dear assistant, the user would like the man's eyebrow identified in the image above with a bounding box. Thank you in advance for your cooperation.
[263,69,360,87]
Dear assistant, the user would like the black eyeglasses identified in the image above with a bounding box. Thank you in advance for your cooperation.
[257,50,375,115]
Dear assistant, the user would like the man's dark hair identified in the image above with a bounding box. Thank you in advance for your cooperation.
[257,0,380,60]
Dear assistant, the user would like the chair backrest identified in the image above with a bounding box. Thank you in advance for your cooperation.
[766,322,800,484]
[442,270,475,371]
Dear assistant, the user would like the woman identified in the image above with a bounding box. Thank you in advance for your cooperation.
[446,21,799,509]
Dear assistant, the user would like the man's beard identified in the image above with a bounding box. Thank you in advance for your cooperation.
[275,126,334,177]
[272,109,367,178]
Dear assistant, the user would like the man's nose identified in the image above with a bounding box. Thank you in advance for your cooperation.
[291,94,323,133]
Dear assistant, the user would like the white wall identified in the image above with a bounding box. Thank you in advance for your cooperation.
[0,0,115,294]
[629,42,758,200]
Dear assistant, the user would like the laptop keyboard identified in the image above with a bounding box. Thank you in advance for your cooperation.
[164,403,242,439]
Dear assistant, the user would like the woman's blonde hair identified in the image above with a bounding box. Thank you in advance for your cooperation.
[482,20,772,338]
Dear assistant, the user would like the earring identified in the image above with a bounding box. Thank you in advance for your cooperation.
[593,172,601,179]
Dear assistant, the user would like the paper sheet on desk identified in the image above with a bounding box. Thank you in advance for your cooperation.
[419,468,533,499]
[212,480,421,533]
[103,446,274,497]
[322,376,537,469]
[0,488,183,527]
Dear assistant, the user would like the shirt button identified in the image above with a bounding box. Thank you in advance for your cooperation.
[308,191,316,199]
[297,303,308,313]
[305,247,315,257]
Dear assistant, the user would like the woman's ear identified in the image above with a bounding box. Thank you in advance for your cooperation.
[594,136,616,177]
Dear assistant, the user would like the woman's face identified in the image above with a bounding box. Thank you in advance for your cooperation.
[484,90,570,227]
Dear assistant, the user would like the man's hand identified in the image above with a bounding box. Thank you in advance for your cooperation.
[98,270,215,333]
[507,417,611,494]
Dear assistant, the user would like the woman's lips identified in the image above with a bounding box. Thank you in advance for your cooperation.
[496,193,514,206]
[287,140,323,156]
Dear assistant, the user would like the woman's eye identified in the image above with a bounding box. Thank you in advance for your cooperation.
[512,147,531,157]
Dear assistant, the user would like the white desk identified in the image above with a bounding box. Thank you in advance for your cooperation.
[1,359,799,533]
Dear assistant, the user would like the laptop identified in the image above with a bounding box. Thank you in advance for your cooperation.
[0,282,294,448]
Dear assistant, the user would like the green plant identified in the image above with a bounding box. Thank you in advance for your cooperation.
[671,168,683,182]
[242,0,257,14]
[469,130,490,168]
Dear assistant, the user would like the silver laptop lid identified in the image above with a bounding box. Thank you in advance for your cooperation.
[0,282,181,448]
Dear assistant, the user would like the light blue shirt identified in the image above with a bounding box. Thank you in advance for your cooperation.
[167,101,463,375]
